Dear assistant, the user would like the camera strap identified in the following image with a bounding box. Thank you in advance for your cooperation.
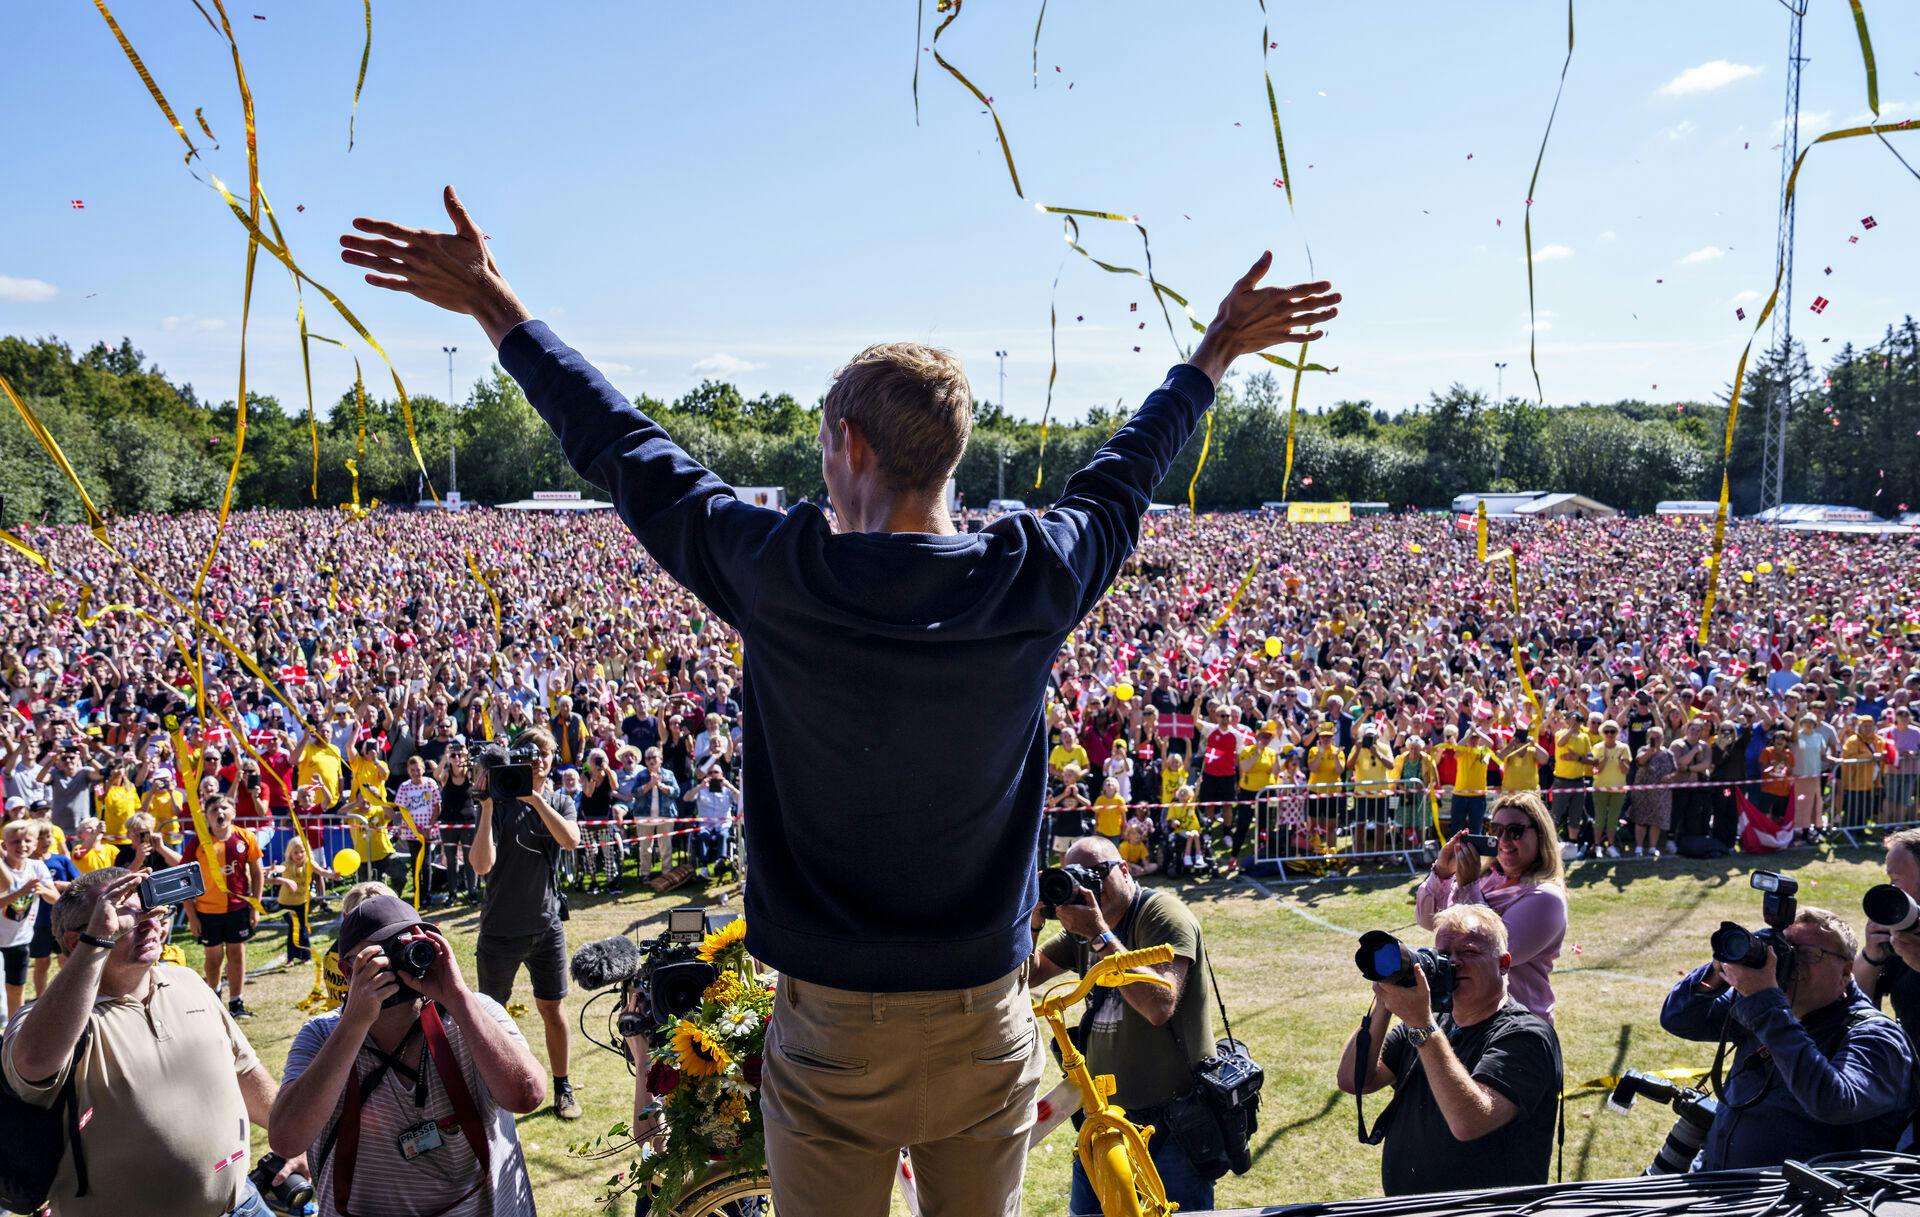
[1350,1011,1408,1146]
[328,1003,490,1217]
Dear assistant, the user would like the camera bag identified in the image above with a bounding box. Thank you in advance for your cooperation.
[0,1025,94,1212]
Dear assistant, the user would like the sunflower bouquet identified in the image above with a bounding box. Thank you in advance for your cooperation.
[570,916,775,1213]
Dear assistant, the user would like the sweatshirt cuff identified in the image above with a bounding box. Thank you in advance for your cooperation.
[497,318,559,386]
[1164,364,1218,417]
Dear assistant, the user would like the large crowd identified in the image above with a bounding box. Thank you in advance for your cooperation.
[1,506,1916,920]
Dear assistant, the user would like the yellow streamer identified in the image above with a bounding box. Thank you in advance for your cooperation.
[1699,118,1918,645]
[1523,0,1575,404]
[1484,548,1542,724]
[1208,559,1259,633]
[1187,409,1212,516]
[931,0,1023,198]
[1476,499,1488,562]
[349,0,372,150]
[1034,257,1062,489]
[467,551,503,638]
[90,1,202,171]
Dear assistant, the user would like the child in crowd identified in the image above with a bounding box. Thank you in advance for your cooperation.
[1049,766,1092,863]
[1093,777,1128,842]
[1120,817,1158,877]
[1166,783,1204,869]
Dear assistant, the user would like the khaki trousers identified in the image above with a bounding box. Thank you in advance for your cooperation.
[761,962,1044,1217]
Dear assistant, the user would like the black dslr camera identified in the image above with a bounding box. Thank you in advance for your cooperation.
[1355,930,1457,1014]
[1607,1070,1723,1175]
[1038,862,1109,917]
[571,906,741,1056]
[470,737,540,801]
[1710,870,1798,986]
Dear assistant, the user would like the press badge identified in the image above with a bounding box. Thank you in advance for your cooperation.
[398,1120,445,1160]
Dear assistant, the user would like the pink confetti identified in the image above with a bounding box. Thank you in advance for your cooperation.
[1129,302,1137,312]
[1735,307,1745,320]
[1744,141,1750,149]
[1849,235,1860,244]
[1137,322,1145,330]
[1303,476,1314,486]
[69,199,84,209]
[1132,345,1141,353]
[1055,65,1061,73]
[296,204,305,213]
[1496,218,1502,226]
[1811,296,1829,314]
[1824,266,1831,274]
[1273,177,1286,189]
[1862,216,1877,229]
[1466,153,1474,160]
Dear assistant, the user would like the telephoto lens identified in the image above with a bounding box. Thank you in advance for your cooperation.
[1864,884,1920,934]
[1649,1110,1713,1176]
[1709,922,1767,969]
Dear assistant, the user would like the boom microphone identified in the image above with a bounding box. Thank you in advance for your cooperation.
[570,934,645,991]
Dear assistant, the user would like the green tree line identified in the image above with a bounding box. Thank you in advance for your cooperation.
[2,317,1915,522]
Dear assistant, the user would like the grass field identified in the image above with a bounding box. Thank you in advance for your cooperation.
[203,847,1891,1215]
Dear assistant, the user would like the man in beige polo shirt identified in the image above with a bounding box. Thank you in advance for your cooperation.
[2,867,303,1216]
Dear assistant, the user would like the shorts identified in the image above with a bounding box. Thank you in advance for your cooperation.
[2,942,29,987]
[29,920,57,960]
[1550,782,1591,829]
[195,907,256,947]
[476,921,569,1003]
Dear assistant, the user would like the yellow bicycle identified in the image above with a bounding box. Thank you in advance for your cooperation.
[1033,943,1179,1217]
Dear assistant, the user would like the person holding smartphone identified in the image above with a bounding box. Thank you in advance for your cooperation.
[1415,792,1567,1021]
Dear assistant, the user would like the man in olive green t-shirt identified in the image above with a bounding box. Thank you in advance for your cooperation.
[1031,836,1216,1214]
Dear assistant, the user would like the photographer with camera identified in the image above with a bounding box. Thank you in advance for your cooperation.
[1030,836,1242,1215]
[1659,884,1914,1169]
[1857,828,1920,1054]
[1338,904,1563,1196]
[469,727,584,1121]
[3,867,305,1216]
[269,892,543,1217]
[1417,793,1567,1021]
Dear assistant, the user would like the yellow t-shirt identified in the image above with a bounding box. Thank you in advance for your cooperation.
[1449,745,1493,794]
[74,842,119,873]
[1048,744,1090,776]
[148,788,185,843]
[1238,744,1278,792]
[1553,728,1595,780]
[1307,744,1345,787]
[349,755,389,802]
[1166,798,1201,834]
[1842,735,1881,792]
[1593,742,1632,787]
[298,740,345,805]
[31,822,67,856]
[1119,839,1149,867]
[1349,744,1396,787]
[1160,763,1189,807]
[278,857,311,908]
[1093,794,1128,837]
[102,784,140,842]
[1500,748,1541,792]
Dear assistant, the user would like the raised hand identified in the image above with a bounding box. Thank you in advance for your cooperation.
[339,186,532,348]
[1190,251,1341,385]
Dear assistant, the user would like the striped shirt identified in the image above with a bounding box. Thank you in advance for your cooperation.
[282,995,536,1217]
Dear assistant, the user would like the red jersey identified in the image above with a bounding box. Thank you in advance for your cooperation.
[1202,728,1241,777]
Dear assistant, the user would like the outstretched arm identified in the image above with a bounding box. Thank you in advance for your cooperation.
[341,188,777,628]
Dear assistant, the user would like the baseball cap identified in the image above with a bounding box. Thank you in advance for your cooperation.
[336,892,433,957]
[3,795,23,812]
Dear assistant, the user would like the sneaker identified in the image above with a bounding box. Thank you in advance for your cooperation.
[554,1082,582,1121]
[229,998,254,1021]
[1604,846,1621,859]
[1650,847,1662,860]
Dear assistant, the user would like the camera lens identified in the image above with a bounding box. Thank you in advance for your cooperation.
[1355,930,1409,983]
[393,937,438,978]
[1864,884,1920,934]
[1038,867,1078,908]
[1709,922,1767,969]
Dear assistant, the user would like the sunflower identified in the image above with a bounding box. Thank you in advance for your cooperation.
[672,1019,733,1077]
[697,917,748,964]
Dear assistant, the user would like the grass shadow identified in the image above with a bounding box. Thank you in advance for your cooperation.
[1573,1023,1635,1181]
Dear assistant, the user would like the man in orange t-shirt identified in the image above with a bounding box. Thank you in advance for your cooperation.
[181,794,265,1021]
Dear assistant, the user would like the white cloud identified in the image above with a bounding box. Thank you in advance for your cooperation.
[690,353,763,378]
[1522,310,1557,335]
[1730,290,1763,305]
[591,360,637,377]
[161,314,226,333]
[1659,119,1698,141]
[1658,60,1763,97]
[1525,244,1574,263]
[1598,230,1618,242]
[0,275,58,303]
[1772,109,1832,135]
[1844,100,1917,125]
[1679,246,1724,265]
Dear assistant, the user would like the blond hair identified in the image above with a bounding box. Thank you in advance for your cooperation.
[1490,792,1566,889]
[823,342,973,492]
[1795,907,1858,961]
[1435,903,1510,955]
[2,819,34,842]
[340,881,398,916]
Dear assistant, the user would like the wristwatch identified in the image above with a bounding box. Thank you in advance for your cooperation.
[1091,931,1122,955]
[1404,1023,1440,1051]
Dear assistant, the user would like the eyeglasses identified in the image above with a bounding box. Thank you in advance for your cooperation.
[1489,821,1533,843]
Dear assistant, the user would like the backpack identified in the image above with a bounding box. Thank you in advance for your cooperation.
[0,1025,94,1213]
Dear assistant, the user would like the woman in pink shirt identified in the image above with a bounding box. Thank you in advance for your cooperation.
[1416,790,1568,1020]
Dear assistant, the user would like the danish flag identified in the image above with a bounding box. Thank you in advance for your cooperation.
[278,664,309,686]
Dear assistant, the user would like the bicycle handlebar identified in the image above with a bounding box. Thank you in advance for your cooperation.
[1036,943,1176,1016]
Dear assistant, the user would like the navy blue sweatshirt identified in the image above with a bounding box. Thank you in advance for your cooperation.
[501,321,1214,990]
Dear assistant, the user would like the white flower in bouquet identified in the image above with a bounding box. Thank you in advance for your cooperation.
[717,1008,760,1036]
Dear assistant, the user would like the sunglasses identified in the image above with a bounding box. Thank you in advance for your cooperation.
[1489,820,1533,843]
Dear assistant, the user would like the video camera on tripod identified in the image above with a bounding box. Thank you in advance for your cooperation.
[1607,1070,1723,1175]
[570,907,742,1059]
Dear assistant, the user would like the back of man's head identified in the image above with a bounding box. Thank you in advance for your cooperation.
[823,343,972,492]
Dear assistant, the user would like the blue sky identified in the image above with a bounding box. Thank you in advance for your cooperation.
[2,1,1915,424]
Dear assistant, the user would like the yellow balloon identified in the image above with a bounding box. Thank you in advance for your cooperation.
[331,848,363,875]
[1757,562,1774,574]
[1408,543,1425,554]
[1264,636,1282,657]
[1785,563,1796,575]
[1113,683,1134,701]
[1740,571,1755,583]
